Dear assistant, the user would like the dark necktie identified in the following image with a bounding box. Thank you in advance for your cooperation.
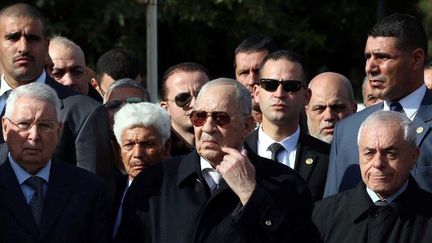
[268,143,284,162]
[202,168,222,194]
[25,176,45,227]
[389,101,403,113]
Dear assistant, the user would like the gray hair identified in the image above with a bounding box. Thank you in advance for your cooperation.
[113,102,171,145]
[357,110,416,148]
[103,78,150,103]
[50,35,84,59]
[196,77,252,116]
[5,83,61,121]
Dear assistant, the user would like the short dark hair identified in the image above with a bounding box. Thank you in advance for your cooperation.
[95,48,140,83]
[234,35,279,68]
[259,50,310,82]
[425,60,432,70]
[368,13,428,59]
[160,62,209,100]
[0,3,47,37]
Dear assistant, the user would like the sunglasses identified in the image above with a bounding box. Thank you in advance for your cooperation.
[189,110,244,127]
[259,79,305,93]
[104,97,146,110]
[168,91,198,108]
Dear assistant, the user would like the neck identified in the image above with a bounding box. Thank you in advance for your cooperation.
[261,120,298,142]
[3,74,35,89]
[172,124,195,147]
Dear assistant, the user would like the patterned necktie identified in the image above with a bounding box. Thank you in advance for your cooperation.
[202,168,222,194]
[25,176,45,227]
[268,143,284,162]
[389,101,403,113]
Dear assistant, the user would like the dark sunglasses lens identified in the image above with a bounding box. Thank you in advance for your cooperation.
[190,111,208,126]
[126,97,146,104]
[212,112,231,126]
[260,80,279,92]
[104,100,122,110]
[281,81,303,92]
[175,93,192,107]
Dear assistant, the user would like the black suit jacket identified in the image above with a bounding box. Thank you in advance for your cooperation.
[325,88,432,197]
[0,159,112,242]
[312,177,432,243]
[0,76,115,186]
[115,145,319,243]
[245,129,330,201]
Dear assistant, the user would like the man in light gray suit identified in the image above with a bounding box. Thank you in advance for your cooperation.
[325,13,432,196]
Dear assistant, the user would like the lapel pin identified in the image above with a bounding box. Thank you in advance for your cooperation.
[416,127,424,134]
[305,158,314,165]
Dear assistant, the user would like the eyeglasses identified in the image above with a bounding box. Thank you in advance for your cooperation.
[168,91,198,108]
[6,118,59,133]
[189,110,245,127]
[259,79,306,93]
[104,97,147,110]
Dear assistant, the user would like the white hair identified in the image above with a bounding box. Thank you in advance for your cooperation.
[5,83,61,121]
[113,102,171,145]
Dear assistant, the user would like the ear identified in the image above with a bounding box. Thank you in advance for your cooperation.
[160,101,169,112]
[56,122,64,137]
[351,102,358,113]
[252,84,260,103]
[304,88,311,106]
[242,115,256,139]
[90,78,99,89]
[161,139,172,159]
[411,48,425,71]
[2,116,8,142]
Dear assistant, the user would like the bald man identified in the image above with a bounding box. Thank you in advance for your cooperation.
[305,72,357,143]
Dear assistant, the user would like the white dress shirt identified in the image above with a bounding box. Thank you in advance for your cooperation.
[383,84,426,121]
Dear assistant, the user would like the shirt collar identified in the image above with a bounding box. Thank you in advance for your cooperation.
[366,180,408,203]
[383,84,426,120]
[8,153,51,185]
[0,71,46,96]
[258,124,300,153]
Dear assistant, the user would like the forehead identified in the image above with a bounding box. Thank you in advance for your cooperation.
[109,87,144,100]
[12,96,56,117]
[195,85,237,111]
[365,36,400,53]
[261,58,303,80]
[359,121,403,147]
[165,70,208,91]
[49,46,85,66]
[0,15,45,36]
[121,126,161,140]
[235,50,268,68]
[310,78,351,103]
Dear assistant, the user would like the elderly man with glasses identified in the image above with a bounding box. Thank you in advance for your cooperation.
[115,78,317,243]
[160,62,210,156]
[245,50,330,202]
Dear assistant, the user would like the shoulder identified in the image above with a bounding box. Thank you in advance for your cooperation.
[52,161,105,188]
[312,189,354,223]
[301,134,330,155]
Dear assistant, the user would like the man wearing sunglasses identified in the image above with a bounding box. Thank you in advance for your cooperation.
[116,78,317,243]
[160,62,209,156]
[246,50,330,202]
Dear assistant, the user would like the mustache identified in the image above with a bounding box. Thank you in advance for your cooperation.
[13,53,34,62]
[319,121,335,131]
[367,75,385,82]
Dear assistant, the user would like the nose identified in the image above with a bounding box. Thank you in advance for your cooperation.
[371,152,386,169]
[61,72,75,87]
[18,37,30,54]
[365,56,378,75]
[27,124,40,141]
[273,82,286,97]
[322,107,336,122]
[201,114,216,133]
[188,95,197,108]
[247,71,259,88]
[133,143,145,158]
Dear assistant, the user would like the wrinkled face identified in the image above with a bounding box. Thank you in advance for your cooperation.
[305,78,356,143]
[365,37,418,101]
[119,126,170,180]
[254,59,309,127]
[105,87,146,129]
[2,97,61,174]
[161,70,208,134]
[363,80,383,107]
[0,16,48,85]
[359,121,418,198]
[194,85,251,165]
[48,45,88,95]
[235,50,268,110]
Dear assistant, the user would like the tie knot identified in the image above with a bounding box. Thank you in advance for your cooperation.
[268,143,284,161]
[25,176,45,191]
[375,199,388,207]
[389,101,403,112]
[203,168,222,185]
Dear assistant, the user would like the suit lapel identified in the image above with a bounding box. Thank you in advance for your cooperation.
[412,89,432,146]
[294,133,317,182]
[0,160,39,237]
[39,162,73,239]
[245,129,258,153]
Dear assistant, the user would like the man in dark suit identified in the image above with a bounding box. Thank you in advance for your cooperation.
[116,78,318,243]
[313,110,432,243]
[0,3,114,182]
[246,50,329,201]
[324,13,432,197]
[0,83,111,242]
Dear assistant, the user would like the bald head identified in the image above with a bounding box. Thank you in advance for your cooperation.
[305,72,357,143]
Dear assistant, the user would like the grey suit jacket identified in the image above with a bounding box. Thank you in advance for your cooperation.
[245,129,330,201]
[0,159,112,243]
[324,89,432,197]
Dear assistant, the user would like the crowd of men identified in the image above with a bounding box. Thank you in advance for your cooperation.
[0,2,432,243]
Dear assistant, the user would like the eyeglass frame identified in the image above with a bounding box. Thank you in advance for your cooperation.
[5,117,60,133]
[166,90,199,108]
[189,110,247,127]
[258,78,306,93]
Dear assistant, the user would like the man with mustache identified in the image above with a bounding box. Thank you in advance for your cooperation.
[0,3,114,186]
[324,13,432,197]
[111,102,171,238]
[305,72,357,143]
[245,50,330,201]
[115,78,317,243]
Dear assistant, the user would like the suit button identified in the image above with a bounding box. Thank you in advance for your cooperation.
[264,219,272,227]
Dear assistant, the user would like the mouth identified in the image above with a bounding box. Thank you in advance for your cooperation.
[14,56,33,65]
[322,126,334,134]
[368,78,385,88]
